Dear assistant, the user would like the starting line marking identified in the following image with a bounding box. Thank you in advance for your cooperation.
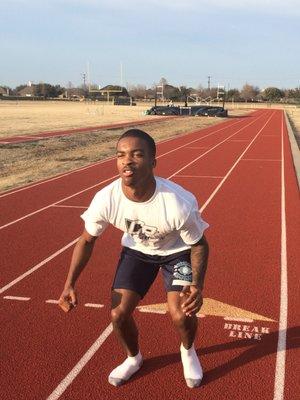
[3,296,30,301]
[84,303,104,308]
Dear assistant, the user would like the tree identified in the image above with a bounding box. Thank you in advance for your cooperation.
[263,87,284,101]
[158,77,168,86]
[240,83,260,102]
[227,89,241,101]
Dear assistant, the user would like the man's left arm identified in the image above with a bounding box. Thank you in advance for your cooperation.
[180,235,209,317]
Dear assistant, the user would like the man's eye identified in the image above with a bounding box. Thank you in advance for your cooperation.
[134,152,143,157]
[117,154,124,158]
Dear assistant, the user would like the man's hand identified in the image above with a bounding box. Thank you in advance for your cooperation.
[58,286,77,313]
[180,285,203,317]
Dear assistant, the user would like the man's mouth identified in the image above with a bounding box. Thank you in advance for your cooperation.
[123,168,134,177]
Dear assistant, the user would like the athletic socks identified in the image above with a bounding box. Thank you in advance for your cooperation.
[180,343,203,388]
[108,351,143,387]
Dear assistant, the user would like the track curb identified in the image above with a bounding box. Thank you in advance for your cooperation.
[284,111,300,190]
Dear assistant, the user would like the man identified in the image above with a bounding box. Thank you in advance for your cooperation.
[59,129,209,389]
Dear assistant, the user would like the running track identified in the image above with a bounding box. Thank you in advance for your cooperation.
[0,116,175,144]
[1,109,299,400]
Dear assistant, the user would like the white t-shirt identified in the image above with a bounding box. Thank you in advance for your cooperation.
[81,177,209,256]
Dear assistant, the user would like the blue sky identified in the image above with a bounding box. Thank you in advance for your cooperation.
[0,0,299,89]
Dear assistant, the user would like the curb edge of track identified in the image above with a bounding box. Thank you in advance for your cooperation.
[284,111,300,190]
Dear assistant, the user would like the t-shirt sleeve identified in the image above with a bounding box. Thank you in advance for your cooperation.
[179,201,209,245]
[80,192,109,237]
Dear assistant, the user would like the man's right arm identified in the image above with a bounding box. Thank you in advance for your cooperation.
[59,229,97,312]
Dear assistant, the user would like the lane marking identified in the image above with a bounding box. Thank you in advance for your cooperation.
[46,323,113,400]
[185,146,208,149]
[273,111,288,400]
[0,116,249,198]
[46,299,59,304]
[200,112,275,212]
[175,175,224,179]
[3,296,30,301]
[52,205,88,209]
[84,303,104,308]
[0,238,79,294]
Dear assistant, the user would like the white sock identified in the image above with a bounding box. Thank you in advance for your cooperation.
[180,343,203,387]
[108,351,143,386]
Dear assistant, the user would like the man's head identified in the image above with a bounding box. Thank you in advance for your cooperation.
[117,129,156,158]
[116,129,156,188]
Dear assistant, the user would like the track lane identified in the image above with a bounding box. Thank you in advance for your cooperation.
[2,110,297,400]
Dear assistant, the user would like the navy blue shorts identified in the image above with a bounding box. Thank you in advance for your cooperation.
[112,247,192,299]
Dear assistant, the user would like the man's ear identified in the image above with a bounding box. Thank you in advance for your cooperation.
[152,158,157,168]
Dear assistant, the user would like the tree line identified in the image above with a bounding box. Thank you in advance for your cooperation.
[1,79,300,103]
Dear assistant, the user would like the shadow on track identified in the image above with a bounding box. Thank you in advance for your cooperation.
[130,326,299,386]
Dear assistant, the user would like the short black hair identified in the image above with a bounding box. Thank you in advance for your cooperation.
[117,129,156,158]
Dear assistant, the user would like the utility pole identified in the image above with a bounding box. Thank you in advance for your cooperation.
[82,73,87,89]
[207,76,211,92]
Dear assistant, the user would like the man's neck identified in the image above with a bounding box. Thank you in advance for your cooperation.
[122,177,156,202]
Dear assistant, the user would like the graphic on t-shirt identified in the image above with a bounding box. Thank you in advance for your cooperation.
[125,218,165,245]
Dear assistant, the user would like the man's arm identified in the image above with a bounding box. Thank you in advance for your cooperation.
[59,229,97,312]
[180,235,209,317]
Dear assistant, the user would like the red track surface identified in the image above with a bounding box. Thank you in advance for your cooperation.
[1,110,299,400]
[0,116,176,144]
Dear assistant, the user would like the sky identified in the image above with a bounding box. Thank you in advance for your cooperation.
[0,0,299,90]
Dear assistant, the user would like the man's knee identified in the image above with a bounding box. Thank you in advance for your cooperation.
[170,309,188,328]
[111,307,132,327]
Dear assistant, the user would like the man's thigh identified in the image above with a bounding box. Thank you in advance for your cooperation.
[161,250,192,293]
[112,247,160,299]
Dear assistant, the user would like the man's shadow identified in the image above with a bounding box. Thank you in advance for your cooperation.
[133,326,300,386]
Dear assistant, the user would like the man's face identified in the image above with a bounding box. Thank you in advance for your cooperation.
[116,136,155,187]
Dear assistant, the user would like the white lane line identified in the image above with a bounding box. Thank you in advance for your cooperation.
[52,205,88,209]
[0,141,10,144]
[0,117,247,198]
[227,139,250,142]
[242,158,281,162]
[0,116,261,230]
[3,296,30,301]
[176,175,224,179]
[200,112,275,212]
[84,303,104,308]
[45,299,59,304]
[0,238,79,294]
[223,317,254,323]
[46,323,113,400]
[185,146,208,149]
[273,112,288,400]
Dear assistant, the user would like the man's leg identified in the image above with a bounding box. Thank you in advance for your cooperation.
[111,288,141,356]
[167,291,203,388]
[108,288,143,386]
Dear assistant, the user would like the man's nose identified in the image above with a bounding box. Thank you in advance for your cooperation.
[123,154,133,164]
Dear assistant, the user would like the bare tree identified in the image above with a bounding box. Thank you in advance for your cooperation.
[240,83,260,102]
